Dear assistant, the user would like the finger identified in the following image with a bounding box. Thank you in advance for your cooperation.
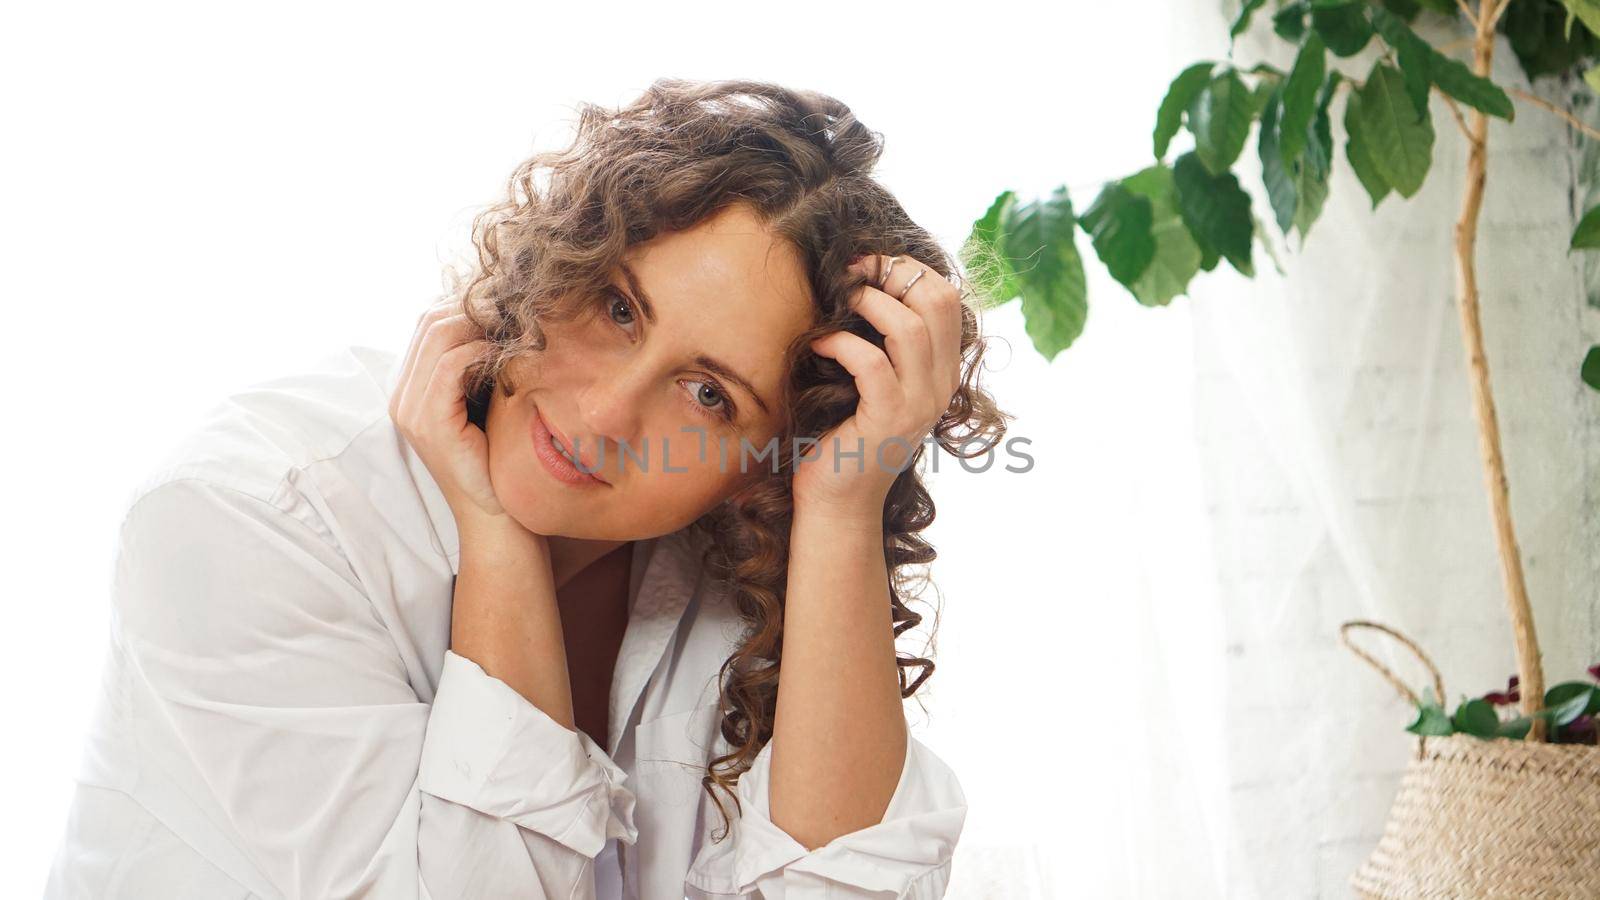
[850,254,960,408]
[419,340,491,435]
[848,253,892,292]
[920,288,964,406]
[393,297,465,415]
[809,330,901,416]
[847,283,932,403]
[400,297,464,384]
[397,312,476,423]
[395,310,466,420]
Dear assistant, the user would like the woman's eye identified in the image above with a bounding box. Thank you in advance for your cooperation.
[607,292,636,327]
[692,381,723,409]
[684,379,736,422]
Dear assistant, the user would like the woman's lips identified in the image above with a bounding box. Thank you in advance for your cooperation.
[530,405,608,487]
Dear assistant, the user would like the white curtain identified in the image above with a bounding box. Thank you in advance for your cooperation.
[1179,27,1600,896]
[927,6,1600,899]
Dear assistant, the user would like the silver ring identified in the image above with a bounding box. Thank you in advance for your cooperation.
[896,268,926,301]
[878,255,898,288]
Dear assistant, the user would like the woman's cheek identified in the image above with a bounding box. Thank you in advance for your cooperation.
[630,463,722,532]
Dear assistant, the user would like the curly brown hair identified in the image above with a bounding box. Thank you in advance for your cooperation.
[445,77,1009,841]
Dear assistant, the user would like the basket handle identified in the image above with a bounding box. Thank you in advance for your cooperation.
[1338,620,1447,708]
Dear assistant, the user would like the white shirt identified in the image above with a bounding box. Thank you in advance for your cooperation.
[45,343,969,899]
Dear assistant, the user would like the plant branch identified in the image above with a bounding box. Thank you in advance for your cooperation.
[1456,0,1479,27]
[1485,0,1512,33]
[1453,0,1547,742]
[1439,91,1473,141]
[1509,86,1600,142]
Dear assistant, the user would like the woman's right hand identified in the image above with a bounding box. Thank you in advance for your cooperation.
[394,301,571,731]
[388,297,515,530]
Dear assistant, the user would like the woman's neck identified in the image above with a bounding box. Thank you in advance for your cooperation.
[546,534,630,592]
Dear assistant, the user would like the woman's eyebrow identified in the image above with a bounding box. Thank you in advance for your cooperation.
[618,262,658,325]
[620,261,773,418]
[694,354,771,417]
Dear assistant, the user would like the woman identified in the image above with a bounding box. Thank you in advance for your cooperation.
[47,78,1007,899]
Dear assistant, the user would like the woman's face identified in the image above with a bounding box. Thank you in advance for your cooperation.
[484,203,816,541]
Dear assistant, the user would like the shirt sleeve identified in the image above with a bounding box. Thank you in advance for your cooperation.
[110,478,637,900]
[682,729,969,899]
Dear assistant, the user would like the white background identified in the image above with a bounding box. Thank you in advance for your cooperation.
[6,1,1300,896]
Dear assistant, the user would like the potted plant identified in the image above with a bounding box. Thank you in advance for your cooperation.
[959,0,1600,892]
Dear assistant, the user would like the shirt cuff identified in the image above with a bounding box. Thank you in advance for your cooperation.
[417,649,639,857]
[683,732,968,898]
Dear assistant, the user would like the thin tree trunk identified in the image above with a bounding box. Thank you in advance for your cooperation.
[1452,0,1547,740]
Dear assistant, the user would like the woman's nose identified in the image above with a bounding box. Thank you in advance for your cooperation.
[576,363,648,451]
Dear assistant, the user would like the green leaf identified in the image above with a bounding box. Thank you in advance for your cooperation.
[1573,204,1600,250]
[1081,183,1157,288]
[1293,71,1339,239]
[1497,716,1533,739]
[1372,8,1514,122]
[1381,0,1421,20]
[1544,682,1598,726]
[961,190,1021,309]
[1122,165,1178,209]
[1188,70,1256,175]
[1561,0,1600,36]
[1583,345,1600,390]
[1254,213,1288,275]
[1231,0,1269,38]
[1371,9,1432,118]
[1586,63,1600,93]
[1305,71,1342,176]
[1390,31,1434,119]
[1134,221,1205,306]
[1293,148,1330,239]
[1249,77,1278,120]
[1174,151,1254,277]
[1452,698,1501,739]
[1406,700,1455,736]
[1352,62,1435,198]
[1279,33,1327,164]
[1426,54,1515,121]
[1260,68,1337,241]
[1155,63,1216,160]
[1311,1,1374,57]
[1122,165,1204,307]
[1274,1,1310,40]
[1345,90,1394,208]
[1004,186,1088,361]
[1260,92,1300,235]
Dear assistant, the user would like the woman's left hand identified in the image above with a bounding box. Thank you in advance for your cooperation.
[794,253,965,517]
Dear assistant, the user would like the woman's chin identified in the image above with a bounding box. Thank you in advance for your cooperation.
[494,467,723,542]
[501,493,624,542]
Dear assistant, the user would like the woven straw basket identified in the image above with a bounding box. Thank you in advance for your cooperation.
[1340,621,1600,899]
